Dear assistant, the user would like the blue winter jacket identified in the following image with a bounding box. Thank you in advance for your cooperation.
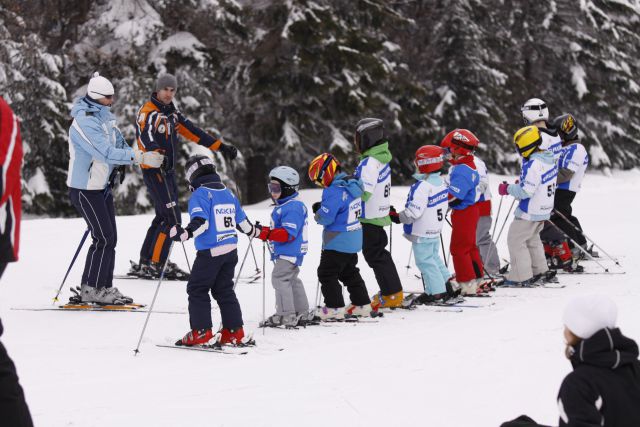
[315,173,364,253]
[67,96,135,190]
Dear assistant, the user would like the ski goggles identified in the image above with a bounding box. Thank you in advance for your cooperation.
[267,182,281,194]
[521,103,546,111]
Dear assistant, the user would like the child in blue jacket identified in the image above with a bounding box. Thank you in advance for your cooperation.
[308,153,373,320]
[170,156,256,347]
[253,166,310,328]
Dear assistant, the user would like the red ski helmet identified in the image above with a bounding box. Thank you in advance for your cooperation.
[414,145,444,174]
[440,129,479,156]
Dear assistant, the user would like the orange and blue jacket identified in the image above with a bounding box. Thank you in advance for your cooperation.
[135,94,222,170]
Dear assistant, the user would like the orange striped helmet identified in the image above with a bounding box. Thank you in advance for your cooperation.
[308,153,340,188]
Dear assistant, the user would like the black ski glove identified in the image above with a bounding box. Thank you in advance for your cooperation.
[219,142,238,160]
[312,202,321,213]
[389,206,400,224]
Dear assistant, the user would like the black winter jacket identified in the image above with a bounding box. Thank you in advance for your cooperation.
[558,328,640,427]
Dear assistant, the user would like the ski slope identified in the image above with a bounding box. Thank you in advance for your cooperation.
[1,170,638,427]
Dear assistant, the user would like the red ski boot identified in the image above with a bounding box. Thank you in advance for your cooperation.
[175,328,214,346]
[217,327,254,346]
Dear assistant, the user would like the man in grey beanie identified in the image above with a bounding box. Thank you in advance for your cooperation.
[129,73,239,279]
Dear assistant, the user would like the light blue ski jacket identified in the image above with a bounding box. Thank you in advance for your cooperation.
[66,96,136,190]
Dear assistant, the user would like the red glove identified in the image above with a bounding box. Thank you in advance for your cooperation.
[253,224,290,242]
[253,224,271,241]
[498,182,509,196]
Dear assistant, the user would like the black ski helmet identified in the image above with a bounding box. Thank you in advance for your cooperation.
[185,155,216,186]
[354,118,385,153]
[552,113,579,142]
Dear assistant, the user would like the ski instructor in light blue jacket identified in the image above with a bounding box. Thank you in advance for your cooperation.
[67,72,164,305]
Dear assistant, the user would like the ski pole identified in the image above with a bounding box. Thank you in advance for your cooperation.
[52,229,90,304]
[159,169,191,274]
[133,242,175,356]
[552,209,621,267]
[314,278,321,308]
[262,240,266,336]
[547,220,611,273]
[249,241,261,275]
[491,195,504,240]
[389,222,393,255]
[440,235,447,268]
[405,246,413,275]
[494,198,516,246]
[233,236,255,290]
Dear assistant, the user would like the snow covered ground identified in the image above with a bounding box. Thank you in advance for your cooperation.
[1,170,638,427]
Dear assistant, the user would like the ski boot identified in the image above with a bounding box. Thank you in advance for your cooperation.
[459,279,481,296]
[259,313,299,328]
[80,284,131,305]
[544,241,573,270]
[216,327,254,346]
[446,278,462,298]
[315,306,345,321]
[563,262,584,273]
[297,310,320,326]
[345,303,377,317]
[502,278,537,288]
[175,328,215,346]
[370,290,404,310]
[164,261,190,280]
[532,270,558,285]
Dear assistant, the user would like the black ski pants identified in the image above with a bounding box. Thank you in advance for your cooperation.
[140,169,180,266]
[552,189,586,247]
[317,250,370,308]
[69,188,116,288]
[0,263,34,427]
[361,223,403,296]
[187,249,242,330]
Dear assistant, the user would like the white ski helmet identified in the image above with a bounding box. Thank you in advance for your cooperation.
[521,98,549,124]
[269,166,299,199]
[87,72,114,100]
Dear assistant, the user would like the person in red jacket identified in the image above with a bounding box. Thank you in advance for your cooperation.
[0,96,33,426]
[440,129,487,296]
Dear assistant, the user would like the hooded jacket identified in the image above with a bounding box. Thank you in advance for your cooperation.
[314,172,364,253]
[558,327,640,427]
[67,96,135,190]
[355,142,392,226]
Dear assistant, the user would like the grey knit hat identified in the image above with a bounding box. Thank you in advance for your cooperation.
[155,74,177,92]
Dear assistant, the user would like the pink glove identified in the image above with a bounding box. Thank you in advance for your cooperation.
[498,182,509,196]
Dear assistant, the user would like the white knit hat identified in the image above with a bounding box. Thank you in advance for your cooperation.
[87,72,114,100]
[563,295,617,339]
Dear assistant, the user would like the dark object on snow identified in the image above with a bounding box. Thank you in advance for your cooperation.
[500,415,549,427]
[558,327,640,427]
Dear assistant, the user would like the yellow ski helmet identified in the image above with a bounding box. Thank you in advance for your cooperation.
[513,125,542,158]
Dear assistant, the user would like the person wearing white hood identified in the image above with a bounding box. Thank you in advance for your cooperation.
[558,295,640,427]
[67,72,164,304]
[501,295,640,427]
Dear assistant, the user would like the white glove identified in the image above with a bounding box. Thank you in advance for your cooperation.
[133,149,164,168]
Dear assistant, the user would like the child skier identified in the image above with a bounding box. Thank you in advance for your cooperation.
[550,113,593,259]
[254,166,310,328]
[353,118,403,309]
[388,145,454,305]
[171,155,255,347]
[440,129,485,296]
[308,153,374,319]
[499,126,558,286]
[521,98,563,161]
[474,155,501,277]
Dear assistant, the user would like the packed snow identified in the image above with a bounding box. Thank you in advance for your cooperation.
[0,170,638,427]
